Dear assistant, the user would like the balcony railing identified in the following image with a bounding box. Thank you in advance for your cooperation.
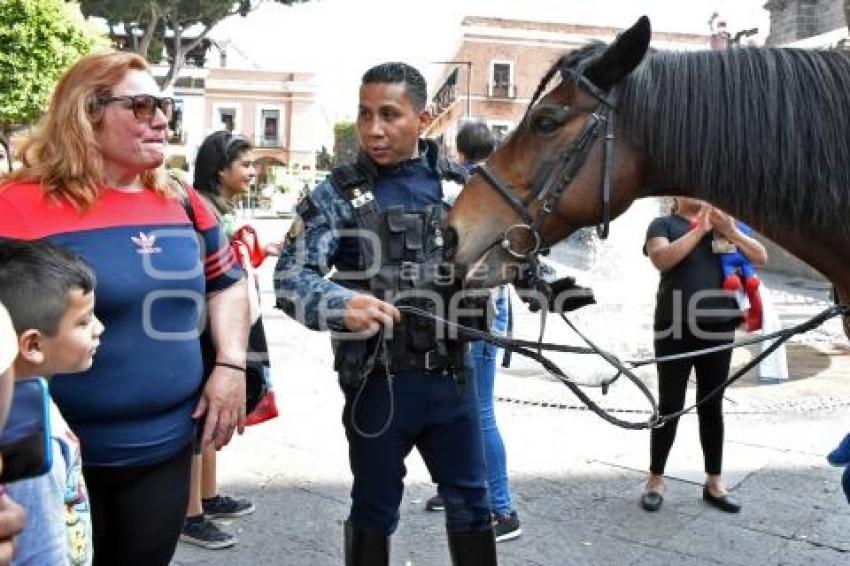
[255,136,284,149]
[488,83,517,98]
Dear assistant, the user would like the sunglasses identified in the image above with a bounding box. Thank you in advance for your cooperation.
[98,95,174,124]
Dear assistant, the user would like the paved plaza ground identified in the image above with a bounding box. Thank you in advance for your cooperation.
[173,218,850,565]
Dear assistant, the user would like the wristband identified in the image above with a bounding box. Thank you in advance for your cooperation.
[215,361,246,373]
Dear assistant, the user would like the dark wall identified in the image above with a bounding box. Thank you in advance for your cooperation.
[765,0,845,45]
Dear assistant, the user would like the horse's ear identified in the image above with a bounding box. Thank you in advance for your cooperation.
[585,16,651,91]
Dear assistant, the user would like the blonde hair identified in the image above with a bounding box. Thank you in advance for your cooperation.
[1,51,171,208]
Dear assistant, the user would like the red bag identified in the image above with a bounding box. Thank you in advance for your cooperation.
[232,228,279,426]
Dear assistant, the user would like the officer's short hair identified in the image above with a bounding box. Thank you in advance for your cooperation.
[456,121,495,163]
[362,62,428,112]
[0,239,95,336]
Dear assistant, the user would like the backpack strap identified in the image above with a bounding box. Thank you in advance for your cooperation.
[168,174,198,230]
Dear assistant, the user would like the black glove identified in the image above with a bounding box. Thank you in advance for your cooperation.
[522,276,596,314]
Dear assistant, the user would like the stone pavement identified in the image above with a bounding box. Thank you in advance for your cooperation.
[173,218,850,565]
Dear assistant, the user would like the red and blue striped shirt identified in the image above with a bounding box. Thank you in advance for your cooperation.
[0,182,243,466]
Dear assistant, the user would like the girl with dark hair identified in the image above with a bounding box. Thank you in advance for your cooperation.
[193,131,255,232]
[180,131,274,549]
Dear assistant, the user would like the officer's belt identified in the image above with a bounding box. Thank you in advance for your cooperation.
[384,348,454,372]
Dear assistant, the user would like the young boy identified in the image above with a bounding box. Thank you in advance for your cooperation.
[0,240,104,565]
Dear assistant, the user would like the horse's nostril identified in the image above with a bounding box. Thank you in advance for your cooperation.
[442,225,458,260]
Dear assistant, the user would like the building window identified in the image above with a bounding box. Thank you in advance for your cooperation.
[489,121,512,143]
[218,108,236,132]
[489,62,515,98]
[168,99,185,144]
[260,109,280,147]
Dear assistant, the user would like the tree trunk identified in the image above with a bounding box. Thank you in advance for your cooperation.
[159,22,213,90]
[159,20,183,90]
[138,6,161,59]
[122,21,139,53]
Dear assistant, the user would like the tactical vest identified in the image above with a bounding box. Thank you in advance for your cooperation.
[329,149,471,384]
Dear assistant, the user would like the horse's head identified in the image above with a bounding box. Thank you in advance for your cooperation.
[446,16,652,288]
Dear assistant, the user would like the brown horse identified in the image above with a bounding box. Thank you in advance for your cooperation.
[446,16,850,335]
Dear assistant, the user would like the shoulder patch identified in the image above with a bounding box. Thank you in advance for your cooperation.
[286,217,304,241]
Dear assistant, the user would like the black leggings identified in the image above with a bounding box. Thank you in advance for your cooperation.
[84,443,193,566]
[650,323,735,476]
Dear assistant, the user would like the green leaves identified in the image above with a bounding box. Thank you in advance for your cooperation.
[0,0,102,132]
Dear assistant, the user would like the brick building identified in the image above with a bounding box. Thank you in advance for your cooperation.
[204,67,321,170]
[764,0,846,46]
[425,16,710,154]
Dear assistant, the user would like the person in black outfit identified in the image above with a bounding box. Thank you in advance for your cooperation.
[640,197,767,513]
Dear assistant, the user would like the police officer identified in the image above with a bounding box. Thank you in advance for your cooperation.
[274,63,496,565]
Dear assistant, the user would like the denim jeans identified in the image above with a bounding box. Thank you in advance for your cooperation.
[471,286,513,516]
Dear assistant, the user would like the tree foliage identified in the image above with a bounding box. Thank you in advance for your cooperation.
[333,121,358,166]
[0,0,102,136]
[79,0,309,89]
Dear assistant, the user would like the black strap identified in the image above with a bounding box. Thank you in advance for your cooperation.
[502,289,513,368]
[396,303,850,430]
[170,176,197,228]
[474,165,536,225]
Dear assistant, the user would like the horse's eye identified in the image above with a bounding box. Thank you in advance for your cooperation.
[533,115,562,134]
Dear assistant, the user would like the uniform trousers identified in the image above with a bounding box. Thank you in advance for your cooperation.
[343,368,490,535]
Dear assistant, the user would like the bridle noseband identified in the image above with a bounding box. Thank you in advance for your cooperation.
[472,72,617,265]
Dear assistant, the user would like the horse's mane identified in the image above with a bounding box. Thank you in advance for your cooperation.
[560,45,850,234]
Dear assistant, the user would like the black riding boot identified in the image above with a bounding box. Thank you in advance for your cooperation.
[447,528,498,566]
[344,520,390,566]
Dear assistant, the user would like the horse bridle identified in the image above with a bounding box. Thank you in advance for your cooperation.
[472,72,617,263]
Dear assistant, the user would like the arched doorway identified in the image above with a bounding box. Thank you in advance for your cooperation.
[245,155,286,212]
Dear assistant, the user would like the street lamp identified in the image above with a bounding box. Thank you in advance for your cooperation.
[432,61,472,118]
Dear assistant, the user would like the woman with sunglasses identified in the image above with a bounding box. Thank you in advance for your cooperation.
[0,52,250,565]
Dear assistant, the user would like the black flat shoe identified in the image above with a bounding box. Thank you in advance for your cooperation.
[702,487,741,513]
[640,490,663,512]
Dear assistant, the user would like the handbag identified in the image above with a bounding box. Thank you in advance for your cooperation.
[231,237,279,425]
[175,178,279,426]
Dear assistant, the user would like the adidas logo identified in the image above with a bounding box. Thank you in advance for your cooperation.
[131,232,162,254]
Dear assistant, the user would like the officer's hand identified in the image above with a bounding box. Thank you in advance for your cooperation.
[343,294,401,334]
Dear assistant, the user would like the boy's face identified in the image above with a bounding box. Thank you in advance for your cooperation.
[39,290,103,375]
